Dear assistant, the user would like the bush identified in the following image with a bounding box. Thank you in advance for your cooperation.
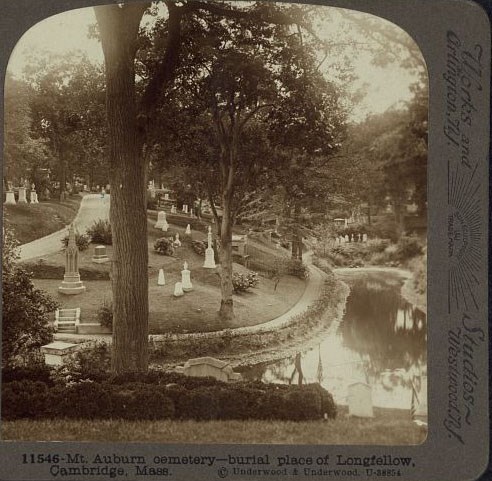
[191,240,207,256]
[286,259,309,279]
[154,237,175,256]
[50,341,111,386]
[97,301,113,330]
[61,232,90,251]
[232,272,260,293]
[1,369,337,422]
[1,364,53,385]
[86,219,112,245]
[52,381,113,419]
[2,227,57,369]
[395,236,423,261]
[111,385,175,420]
[1,380,50,420]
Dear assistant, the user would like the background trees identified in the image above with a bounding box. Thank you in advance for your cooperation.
[3,73,50,188]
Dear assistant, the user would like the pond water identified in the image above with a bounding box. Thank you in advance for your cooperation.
[240,270,427,410]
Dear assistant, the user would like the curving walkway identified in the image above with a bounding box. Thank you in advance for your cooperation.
[19,194,110,262]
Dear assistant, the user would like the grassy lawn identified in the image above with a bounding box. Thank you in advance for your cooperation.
[1,409,426,445]
[28,221,307,333]
[3,195,83,244]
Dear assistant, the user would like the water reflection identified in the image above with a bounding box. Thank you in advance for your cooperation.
[240,270,427,410]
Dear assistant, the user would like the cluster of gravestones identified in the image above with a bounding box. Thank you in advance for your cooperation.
[4,183,39,205]
[336,233,368,244]
[157,223,217,297]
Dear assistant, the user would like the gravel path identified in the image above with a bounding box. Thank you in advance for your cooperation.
[19,194,110,261]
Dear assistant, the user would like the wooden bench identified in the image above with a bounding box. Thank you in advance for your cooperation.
[54,308,80,333]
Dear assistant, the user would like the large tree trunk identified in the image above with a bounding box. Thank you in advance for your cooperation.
[95,5,150,373]
[219,191,234,322]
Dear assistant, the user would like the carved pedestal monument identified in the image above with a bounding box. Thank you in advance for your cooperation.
[59,224,86,295]
[203,226,216,269]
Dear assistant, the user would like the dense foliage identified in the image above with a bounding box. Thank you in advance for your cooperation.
[86,219,112,245]
[61,232,90,251]
[153,237,175,256]
[232,272,260,293]
[2,227,57,368]
[2,370,336,422]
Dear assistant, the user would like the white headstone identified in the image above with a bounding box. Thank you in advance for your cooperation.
[185,224,191,235]
[203,227,216,268]
[173,281,184,297]
[161,219,169,232]
[158,268,165,286]
[155,211,167,229]
[18,187,27,203]
[347,382,374,418]
[174,233,181,247]
[363,233,368,242]
[358,233,361,242]
[164,193,169,200]
[181,261,193,291]
[351,234,354,242]
[4,191,16,205]
[345,234,349,243]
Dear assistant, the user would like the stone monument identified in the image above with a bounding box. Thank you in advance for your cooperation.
[158,268,165,286]
[347,382,374,418]
[203,226,216,269]
[173,281,184,297]
[161,217,169,232]
[59,224,86,295]
[92,245,110,264]
[155,211,167,229]
[18,186,27,203]
[185,224,191,235]
[181,261,193,292]
[30,184,39,203]
[4,191,16,205]
[174,233,181,247]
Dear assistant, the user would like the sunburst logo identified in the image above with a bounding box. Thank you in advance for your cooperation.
[447,164,482,313]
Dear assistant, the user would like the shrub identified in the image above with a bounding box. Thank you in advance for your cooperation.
[61,232,90,251]
[1,364,54,385]
[1,369,337,422]
[50,341,111,386]
[86,219,112,245]
[154,237,175,256]
[395,236,423,261]
[111,385,175,420]
[97,301,113,330]
[52,381,113,419]
[2,227,57,369]
[191,240,207,256]
[286,259,309,279]
[232,272,260,293]
[1,380,50,420]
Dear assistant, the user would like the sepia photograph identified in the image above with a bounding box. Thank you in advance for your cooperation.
[2,0,429,446]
